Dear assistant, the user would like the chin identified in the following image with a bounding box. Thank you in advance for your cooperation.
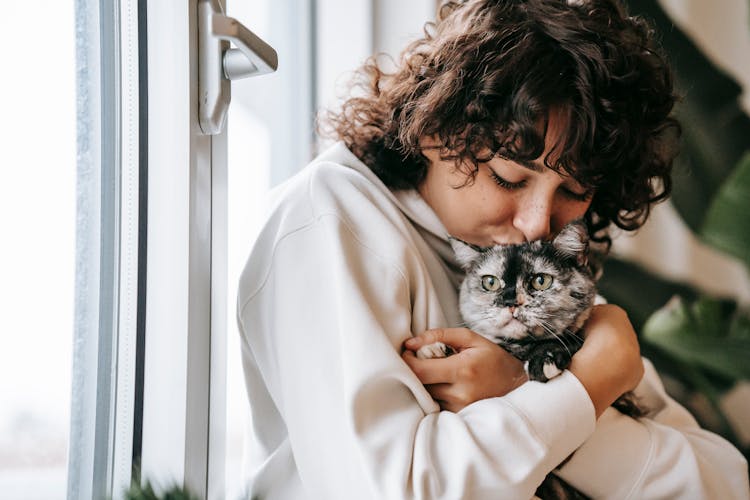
[496,318,528,340]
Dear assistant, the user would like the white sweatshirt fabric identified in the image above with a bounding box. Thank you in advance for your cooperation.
[236,142,749,500]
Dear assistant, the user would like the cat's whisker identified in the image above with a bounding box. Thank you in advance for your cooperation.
[539,321,575,357]
[537,321,560,342]
[562,328,585,345]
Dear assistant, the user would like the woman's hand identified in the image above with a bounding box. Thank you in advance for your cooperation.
[402,328,527,413]
[569,304,644,418]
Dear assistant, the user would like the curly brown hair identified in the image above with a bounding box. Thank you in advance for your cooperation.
[320,0,680,240]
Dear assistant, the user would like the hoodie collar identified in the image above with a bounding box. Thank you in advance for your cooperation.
[315,142,464,283]
[315,141,448,240]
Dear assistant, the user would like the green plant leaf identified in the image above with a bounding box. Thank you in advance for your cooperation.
[701,152,750,269]
[598,258,698,331]
[642,296,750,380]
[124,482,200,500]
[730,308,750,338]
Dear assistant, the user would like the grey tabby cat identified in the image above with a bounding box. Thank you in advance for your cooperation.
[420,219,641,410]
[418,219,643,499]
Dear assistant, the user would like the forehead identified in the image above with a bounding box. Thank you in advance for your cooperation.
[515,107,590,183]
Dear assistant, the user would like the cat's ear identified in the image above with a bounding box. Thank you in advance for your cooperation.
[552,219,589,266]
[449,237,483,269]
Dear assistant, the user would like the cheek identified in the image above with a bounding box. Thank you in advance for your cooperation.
[450,188,514,237]
[553,199,591,228]
[474,188,515,225]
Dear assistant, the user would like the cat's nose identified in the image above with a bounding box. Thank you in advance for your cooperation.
[500,288,518,307]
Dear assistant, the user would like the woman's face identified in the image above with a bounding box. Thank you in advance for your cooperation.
[418,122,593,247]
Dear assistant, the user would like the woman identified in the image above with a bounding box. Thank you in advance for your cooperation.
[236,0,749,498]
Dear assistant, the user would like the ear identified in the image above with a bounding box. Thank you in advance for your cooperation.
[552,219,589,266]
[449,237,483,270]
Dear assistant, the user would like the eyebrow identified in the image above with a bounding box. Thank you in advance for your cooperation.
[513,157,545,173]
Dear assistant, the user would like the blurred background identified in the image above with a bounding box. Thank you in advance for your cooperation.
[599,0,750,460]
[0,0,748,498]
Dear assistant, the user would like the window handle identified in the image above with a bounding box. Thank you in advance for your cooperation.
[217,16,278,79]
[198,0,278,135]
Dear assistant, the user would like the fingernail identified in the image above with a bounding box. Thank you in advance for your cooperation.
[405,337,418,347]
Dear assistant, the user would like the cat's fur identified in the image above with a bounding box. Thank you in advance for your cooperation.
[449,220,595,382]
[417,219,644,499]
[419,219,642,413]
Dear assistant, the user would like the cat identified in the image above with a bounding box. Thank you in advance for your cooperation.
[419,219,643,412]
[417,219,644,499]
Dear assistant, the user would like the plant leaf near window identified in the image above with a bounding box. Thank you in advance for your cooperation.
[123,481,200,500]
[643,296,750,382]
[701,152,750,267]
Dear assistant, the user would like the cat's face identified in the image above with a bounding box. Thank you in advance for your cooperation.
[452,220,596,341]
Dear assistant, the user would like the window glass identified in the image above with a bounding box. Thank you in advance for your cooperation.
[0,1,76,498]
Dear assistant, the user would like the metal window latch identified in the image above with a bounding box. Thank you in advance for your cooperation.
[198,0,278,135]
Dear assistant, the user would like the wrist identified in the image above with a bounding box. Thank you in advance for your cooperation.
[571,305,644,417]
[568,344,639,418]
[568,358,618,418]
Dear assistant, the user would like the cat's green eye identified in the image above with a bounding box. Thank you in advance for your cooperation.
[481,275,502,292]
[530,273,553,291]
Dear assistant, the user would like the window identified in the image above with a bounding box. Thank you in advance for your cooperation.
[0,1,76,497]
[66,0,142,498]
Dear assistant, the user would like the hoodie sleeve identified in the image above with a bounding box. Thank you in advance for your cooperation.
[556,358,749,499]
[238,206,597,500]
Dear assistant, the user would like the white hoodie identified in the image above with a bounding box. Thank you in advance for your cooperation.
[237,142,748,500]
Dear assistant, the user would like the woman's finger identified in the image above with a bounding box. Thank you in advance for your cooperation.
[404,327,483,351]
[424,382,454,402]
[402,349,457,385]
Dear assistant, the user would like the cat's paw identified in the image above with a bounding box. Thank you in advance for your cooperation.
[416,341,454,359]
[526,345,571,382]
[524,359,563,381]
[525,357,563,382]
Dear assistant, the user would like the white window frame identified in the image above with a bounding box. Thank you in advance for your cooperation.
[140,1,226,498]
[68,0,142,498]
[70,0,227,497]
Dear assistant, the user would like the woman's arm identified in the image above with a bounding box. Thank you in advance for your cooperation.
[403,305,749,499]
[401,328,528,413]
[402,304,644,418]
[558,358,749,499]
[567,305,644,417]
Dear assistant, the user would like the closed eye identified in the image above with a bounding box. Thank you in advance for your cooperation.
[560,186,593,202]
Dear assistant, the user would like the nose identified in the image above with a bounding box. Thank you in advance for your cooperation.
[513,193,553,242]
[500,287,517,306]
